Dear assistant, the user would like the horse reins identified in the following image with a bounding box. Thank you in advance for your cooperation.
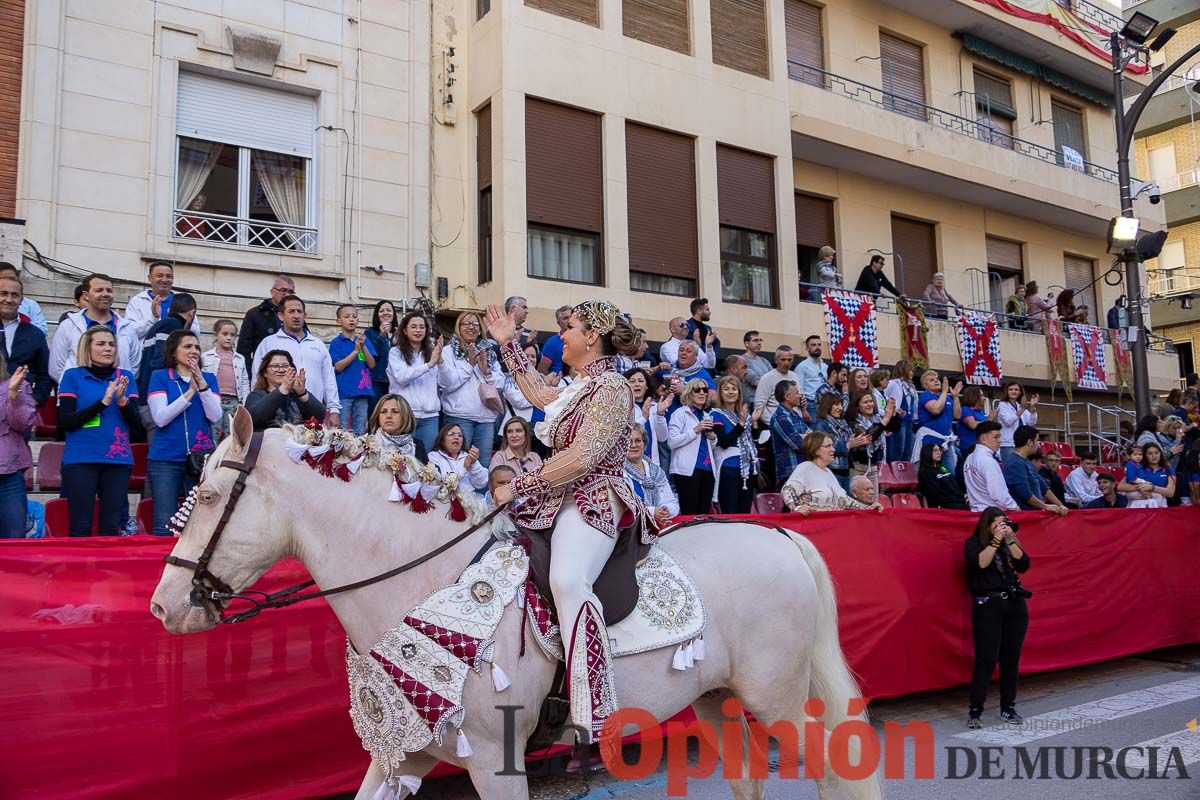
[163,431,503,625]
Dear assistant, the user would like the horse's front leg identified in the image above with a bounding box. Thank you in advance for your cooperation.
[353,753,440,800]
[463,739,532,800]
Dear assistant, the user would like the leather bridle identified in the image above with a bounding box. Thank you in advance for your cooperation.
[162,431,502,625]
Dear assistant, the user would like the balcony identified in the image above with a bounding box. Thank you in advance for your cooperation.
[1131,65,1200,135]
[1122,0,1200,30]
[172,210,318,255]
[1148,268,1200,297]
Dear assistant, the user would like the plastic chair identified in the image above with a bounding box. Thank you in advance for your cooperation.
[875,494,893,509]
[43,497,100,537]
[36,442,64,491]
[35,395,57,439]
[881,461,918,492]
[1109,466,1125,484]
[890,493,922,509]
[136,498,154,535]
[875,462,898,491]
[129,443,149,491]
[24,468,32,491]
[751,493,785,515]
[1056,441,1080,466]
[1057,465,1074,483]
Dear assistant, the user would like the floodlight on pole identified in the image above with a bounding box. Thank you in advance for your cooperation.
[1120,12,1157,45]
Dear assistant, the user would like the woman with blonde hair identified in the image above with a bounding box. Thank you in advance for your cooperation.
[709,374,762,514]
[439,310,502,467]
[667,378,718,515]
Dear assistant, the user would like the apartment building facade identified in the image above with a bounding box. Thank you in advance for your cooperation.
[428,0,1175,397]
[1132,1,1200,380]
[12,0,426,327]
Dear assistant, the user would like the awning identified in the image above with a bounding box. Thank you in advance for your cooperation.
[957,32,1114,108]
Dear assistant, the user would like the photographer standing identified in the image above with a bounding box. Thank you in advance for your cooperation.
[965,507,1030,729]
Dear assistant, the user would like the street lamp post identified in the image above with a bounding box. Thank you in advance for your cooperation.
[1109,27,1200,419]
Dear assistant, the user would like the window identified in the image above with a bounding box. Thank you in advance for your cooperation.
[174,71,316,253]
[1062,253,1097,323]
[624,0,689,54]
[1051,100,1086,169]
[973,70,1015,149]
[711,0,769,79]
[785,0,823,85]
[525,0,598,26]
[626,123,698,297]
[1152,240,1190,295]
[889,215,936,297]
[525,98,603,285]
[985,236,1023,315]
[1147,143,1178,186]
[478,0,490,18]
[794,192,834,291]
[879,33,926,120]
[716,144,777,307]
[477,104,493,284]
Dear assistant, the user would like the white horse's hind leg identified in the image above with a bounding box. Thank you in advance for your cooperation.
[690,692,765,800]
[353,754,440,800]
[463,740,531,800]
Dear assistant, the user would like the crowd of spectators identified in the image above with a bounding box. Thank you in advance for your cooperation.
[0,256,1197,540]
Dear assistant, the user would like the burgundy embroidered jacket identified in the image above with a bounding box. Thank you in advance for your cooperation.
[501,342,654,541]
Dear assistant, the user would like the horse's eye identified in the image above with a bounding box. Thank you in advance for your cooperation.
[198,489,219,504]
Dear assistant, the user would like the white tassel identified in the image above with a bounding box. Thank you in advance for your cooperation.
[491,662,511,692]
[685,642,695,669]
[693,636,705,660]
[396,775,422,795]
[517,590,526,609]
[456,728,473,758]
[672,644,688,671]
[372,778,399,800]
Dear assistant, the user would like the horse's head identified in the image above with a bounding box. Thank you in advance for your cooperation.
[150,407,289,633]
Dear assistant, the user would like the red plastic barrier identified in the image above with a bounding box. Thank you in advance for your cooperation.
[0,508,1197,799]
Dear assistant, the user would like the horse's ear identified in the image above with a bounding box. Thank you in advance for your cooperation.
[230,406,253,457]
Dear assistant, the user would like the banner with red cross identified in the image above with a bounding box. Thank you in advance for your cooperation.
[955,311,1003,387]
[1068,323,1108,391]
[822,289,878,370]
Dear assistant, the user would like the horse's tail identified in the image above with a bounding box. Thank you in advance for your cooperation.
[785,530,883,800]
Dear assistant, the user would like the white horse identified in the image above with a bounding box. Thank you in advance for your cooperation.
[151,409,881,800]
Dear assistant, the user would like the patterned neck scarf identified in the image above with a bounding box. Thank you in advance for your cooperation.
[675,361,705,382]
[714,408,759,487]
[624,458,666,507]
[449,335,498,370]
[379,430,416,457]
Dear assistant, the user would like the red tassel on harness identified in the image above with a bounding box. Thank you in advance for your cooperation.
[303,449,337,478]
[449,496,467,522]
[333,462,353,482]
[408,490,433,514]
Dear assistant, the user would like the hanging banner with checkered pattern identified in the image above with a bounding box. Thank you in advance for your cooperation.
[822,289,878,370]
[955,311,1003,387]
[1068,323,1108,391]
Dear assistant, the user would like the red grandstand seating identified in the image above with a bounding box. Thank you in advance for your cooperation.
[34,395,57,438]
[36,443,64,491]
[129,443,148,491]
[1107,466,1125,484]
[890,493,923,510]
[136,498,154,535]
[1057,465,1074,483]
[24,469,32,490]
[1101,444,1122,465]
[879,461,918,492]
[875,495,892,509]
[1054,441,1080,465]
[751,493,785,514]
[44,497,100,537]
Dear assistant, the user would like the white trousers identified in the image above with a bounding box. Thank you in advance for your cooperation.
[548,497,617,640]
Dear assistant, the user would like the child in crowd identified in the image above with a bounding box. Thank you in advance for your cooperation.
[329,304,376,436]
[201,319,250,442]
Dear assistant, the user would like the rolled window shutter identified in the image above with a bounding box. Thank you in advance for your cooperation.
[1052,102,1085,158]
[985,236,1022,272]
[176,70,316,156]
[477,104,492,190]
[973,70,1015,117]
[525,0,599,26]
[711,0,769,78]
[794,193,833,248]
[626,123,697,280]
[785,0,823,85]
[624,0,689,54]
[1063,254,1097,318]
[716,145,776,234]
[525,98,603,234]
[889,216,936,295]
[879,33,926,116]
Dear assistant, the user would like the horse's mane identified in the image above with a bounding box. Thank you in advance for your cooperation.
[280,424,489,525]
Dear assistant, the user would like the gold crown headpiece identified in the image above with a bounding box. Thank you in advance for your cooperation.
[573,300,620,336]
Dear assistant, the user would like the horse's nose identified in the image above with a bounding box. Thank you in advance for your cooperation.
[150,602,166,621]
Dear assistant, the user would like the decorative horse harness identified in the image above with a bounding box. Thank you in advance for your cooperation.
[162,432,502,624]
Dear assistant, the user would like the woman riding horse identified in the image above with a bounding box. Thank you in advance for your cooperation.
[485,299,651,741]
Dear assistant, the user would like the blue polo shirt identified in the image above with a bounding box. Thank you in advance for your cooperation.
[147,368,218,462]
[329,333,377,400]
[956,407,988,454]
[57,367,139,466]
[82,312,119,332]
[541,334,564,375]
[916,390,953,435]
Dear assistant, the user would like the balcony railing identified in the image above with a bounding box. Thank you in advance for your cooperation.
[1149,269,1200,297]
[1065,0,1124,36]
[1157,168,1200,192]
[787,62,1119,184]
[172,210,318,254]
[1128,64,1200,106]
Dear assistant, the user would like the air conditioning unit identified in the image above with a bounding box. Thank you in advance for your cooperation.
[1149,49,1166,69]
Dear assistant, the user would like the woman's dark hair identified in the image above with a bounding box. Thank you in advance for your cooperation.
[844,391,875,428]
[1003,381,1024,403]
[962,386,984,408]
[1134,414,1160,438]
[974,506,1008,544]
[370,300,397,333]
[396,311,434,365]
[623,367,656,400]
[254,349,295,391]
[892,359,913,382]
[918,441,943,472]
[1165,388,1183,407]
[432,422,464,455]
[1142,442,1166,470]
[816,391,842,419]
[163,329,199,369]
[594,315,640,358]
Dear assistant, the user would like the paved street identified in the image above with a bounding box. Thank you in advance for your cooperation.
[417,643,1200,799]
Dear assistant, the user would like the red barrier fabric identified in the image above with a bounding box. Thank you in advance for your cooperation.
[0,508,1197,799]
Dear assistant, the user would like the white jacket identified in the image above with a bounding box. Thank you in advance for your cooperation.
[124,290,203,340]
[963,446,1019,512]
[251,328,341,412]
[49,310,142,382]
[438,347,502,423]
[201,348,251,402]
[386,347,441,418]
[667,405,716,477]
[632,400,669,466]
[428,449,489,491]
[997,401,1037,448]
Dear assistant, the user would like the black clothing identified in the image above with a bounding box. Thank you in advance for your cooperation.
[969,595,1029,713]
[236,298,282,365]
[244,387,326,431]
[1037,466,1066,504]
[964,534,1030,595]
[854,265,902,298]
[918,465,968,509]
[61,463,131,536]
[717,466,756,514]
[675,471,715,516]
[136,314,187,401]
[847,414,900,468]
[1085,494,1128,509]
[57,365,144,436]
[1,319,51,406]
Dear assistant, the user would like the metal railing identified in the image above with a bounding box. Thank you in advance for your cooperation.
[1158,168,1200,192]
[172,210,319,254]
[1066,0,1124,36]
[1149,268,1200,296]
[787,61,1119,184]
[1064,401,1136,463]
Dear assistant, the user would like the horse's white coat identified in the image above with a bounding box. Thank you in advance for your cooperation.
[151,412,882,800]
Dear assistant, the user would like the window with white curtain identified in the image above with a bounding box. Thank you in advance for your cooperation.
[720,226,775,307]
[527,225,600,285]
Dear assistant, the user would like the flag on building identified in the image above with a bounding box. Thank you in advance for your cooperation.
[1068,323,1108,391]
[1046,319,1072,401]
[823,289,878,370]
[1111,327,1132,398]
[955,311,1003,386]
[898,300,928,371]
